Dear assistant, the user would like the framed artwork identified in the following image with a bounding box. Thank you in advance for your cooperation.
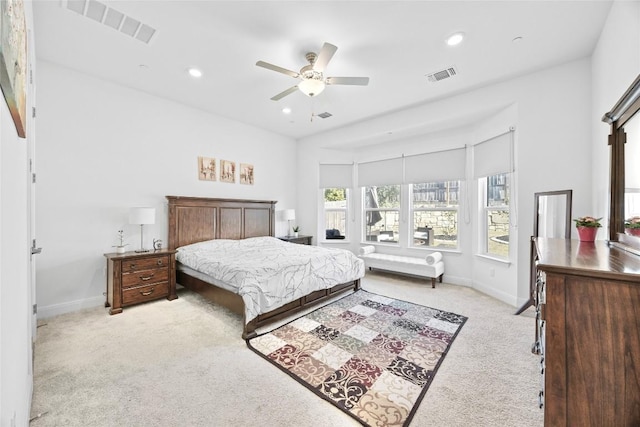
[220,159,236,183]
[0,0,27,138]
[198,156,216,181]
[240,163,254,185]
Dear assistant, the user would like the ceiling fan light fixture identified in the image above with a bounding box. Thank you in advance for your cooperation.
[298,78,325,97]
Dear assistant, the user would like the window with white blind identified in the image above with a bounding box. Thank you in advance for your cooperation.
[319,164,353,241]
[473,131,514,259]
[411,181,460,249]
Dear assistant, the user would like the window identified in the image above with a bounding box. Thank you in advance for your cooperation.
[323,188,348,240]
[363,185,400,243]
[482,173,510,258]
[412,181,460,249]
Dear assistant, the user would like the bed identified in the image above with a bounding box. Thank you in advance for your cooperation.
[167,196,363,339]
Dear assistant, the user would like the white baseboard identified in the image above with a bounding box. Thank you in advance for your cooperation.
[472,280,518,307]
[38,295,105,319]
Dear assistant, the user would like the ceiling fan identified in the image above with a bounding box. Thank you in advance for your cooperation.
[256,42,369,101]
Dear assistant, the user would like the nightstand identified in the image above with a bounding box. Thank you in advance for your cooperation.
[104,249,177,314]
[278,235,313,245]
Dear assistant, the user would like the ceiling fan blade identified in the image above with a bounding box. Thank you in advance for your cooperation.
[313,43,338,72]
[271,86,299,101]
[326,76,370,86]
[256,61,299,78]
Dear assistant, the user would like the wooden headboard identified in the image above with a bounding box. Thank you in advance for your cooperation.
[166,196,276,250]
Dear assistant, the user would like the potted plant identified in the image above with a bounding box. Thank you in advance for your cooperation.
[573,216,602,242]
[292,226,300,237]
[112,230,128,254]
[625,216,640,236]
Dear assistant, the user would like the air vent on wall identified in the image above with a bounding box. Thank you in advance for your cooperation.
[63,0,156,44]
[426,66,458,83]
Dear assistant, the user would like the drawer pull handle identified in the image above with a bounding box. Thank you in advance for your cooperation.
[157,260,163,266]
[140,273,155,281]
[129,264,136,270]
[140,288,154,296]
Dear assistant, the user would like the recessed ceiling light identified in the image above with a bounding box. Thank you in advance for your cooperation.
[187,68,202,78]
[446,32,465,46]
[282,107,292,114]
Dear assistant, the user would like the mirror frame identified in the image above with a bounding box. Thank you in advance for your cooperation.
[533,190,573,239]
[604,74,640,246]
[516,189,573,315]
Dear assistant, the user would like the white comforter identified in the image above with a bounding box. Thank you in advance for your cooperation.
[176,237,365,323]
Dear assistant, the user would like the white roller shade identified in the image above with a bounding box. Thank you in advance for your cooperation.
[357,157,404,187]
[319,163,353,189]
[473,131,514,178]
[404,147,466,183]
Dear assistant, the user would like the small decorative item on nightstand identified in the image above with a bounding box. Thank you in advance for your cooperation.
[292,226,299,237]
[112,230,128,254]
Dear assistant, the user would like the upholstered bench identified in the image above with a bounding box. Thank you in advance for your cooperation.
[358,246,444,288]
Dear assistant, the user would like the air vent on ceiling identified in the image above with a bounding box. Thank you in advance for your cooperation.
[63,0,156,44]
[317,112,333,119]
[426,66,458,83]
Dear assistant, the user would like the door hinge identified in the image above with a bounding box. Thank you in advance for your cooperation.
[32,304,37,315]
[32,173,36,183]
[32,106,36,118]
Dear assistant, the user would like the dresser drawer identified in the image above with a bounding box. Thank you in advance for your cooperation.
[122,282,169,305]
[122,267,168,288]
[122,256,169,272]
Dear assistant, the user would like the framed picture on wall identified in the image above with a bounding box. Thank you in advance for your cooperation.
[220,159,236,183]
[240,163,254,185]
[198,156,216,181]
[0,0,27,138]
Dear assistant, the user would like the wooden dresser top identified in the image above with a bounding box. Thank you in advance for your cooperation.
[536,237,640,283]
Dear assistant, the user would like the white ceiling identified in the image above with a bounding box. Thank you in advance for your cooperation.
[33,0,612,141]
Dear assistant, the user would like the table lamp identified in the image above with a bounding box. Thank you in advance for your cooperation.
[129,207,155,252]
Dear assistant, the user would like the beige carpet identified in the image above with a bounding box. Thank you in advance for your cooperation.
[30,272,543,426]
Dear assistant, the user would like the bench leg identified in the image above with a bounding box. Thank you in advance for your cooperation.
[439,274,443,283]
[431,277,436,288]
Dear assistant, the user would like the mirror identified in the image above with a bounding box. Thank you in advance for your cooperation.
[515,189,572,315]
[624,113,640,222]
[533,190,573,239]
[604,74,640,245]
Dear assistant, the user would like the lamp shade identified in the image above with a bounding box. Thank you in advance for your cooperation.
[129,207,155,225]
[283,209,296,221]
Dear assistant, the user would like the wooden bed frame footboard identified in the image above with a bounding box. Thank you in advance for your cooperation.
[167,196,361,339]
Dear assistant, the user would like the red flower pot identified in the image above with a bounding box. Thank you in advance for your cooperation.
[625,227,640,237]
[577,226,598,242]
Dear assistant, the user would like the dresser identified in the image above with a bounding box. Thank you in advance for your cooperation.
[278,235,313,245]
[104,249,177,314]
[534,238,640,426]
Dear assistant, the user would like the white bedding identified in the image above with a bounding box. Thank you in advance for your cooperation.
[176,236,365,323]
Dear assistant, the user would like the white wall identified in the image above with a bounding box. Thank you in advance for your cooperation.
[35,61,297,317]
[1,2,34,425]
[591,0,640,230]
[297,58,593,307]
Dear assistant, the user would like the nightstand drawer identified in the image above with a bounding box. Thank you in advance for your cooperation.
[122,268,169,288]
[122,256,169,272]
[122,282,169,305]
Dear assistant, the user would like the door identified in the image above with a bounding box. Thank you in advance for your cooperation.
[27,29,40,346]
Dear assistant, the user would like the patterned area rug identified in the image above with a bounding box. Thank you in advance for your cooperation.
[246,290,467,426]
